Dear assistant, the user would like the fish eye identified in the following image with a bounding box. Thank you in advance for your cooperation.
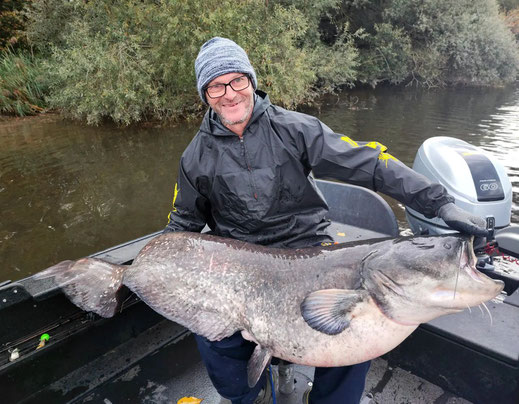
[443,243,452,250]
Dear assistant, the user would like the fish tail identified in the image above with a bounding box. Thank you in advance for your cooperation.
[35,258,128,318]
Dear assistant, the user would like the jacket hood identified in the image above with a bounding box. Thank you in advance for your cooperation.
[199,90,271,136]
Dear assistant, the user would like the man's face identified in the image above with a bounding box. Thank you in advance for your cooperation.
[206,72,254,130]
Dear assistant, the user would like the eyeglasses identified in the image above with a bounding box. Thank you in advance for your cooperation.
[205,75,250,99]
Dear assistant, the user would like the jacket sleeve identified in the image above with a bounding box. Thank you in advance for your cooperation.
[297,118,453,218]
[164,158,210,233]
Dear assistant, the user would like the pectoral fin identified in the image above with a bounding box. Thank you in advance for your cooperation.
[300,289,369,335]
[247,345,272,388]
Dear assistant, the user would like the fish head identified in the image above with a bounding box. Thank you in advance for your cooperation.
[362,235,504,325]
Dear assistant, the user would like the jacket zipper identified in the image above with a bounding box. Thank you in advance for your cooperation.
[240,136,258,200]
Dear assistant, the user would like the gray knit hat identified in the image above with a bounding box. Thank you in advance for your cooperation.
[195,37,257,104]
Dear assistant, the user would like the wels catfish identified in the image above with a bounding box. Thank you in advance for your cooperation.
[36,232,504,387]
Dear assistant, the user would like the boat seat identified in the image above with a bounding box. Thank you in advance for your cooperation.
[315,179,399,240]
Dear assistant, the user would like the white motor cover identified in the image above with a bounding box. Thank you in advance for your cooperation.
[406,136,512,235]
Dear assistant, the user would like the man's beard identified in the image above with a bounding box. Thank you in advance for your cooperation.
[215,95,254,127]
[220,110,250,126]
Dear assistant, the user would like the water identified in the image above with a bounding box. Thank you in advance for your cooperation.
[0,117,199,281]
[310,86,519,225]
[1,86,518,282]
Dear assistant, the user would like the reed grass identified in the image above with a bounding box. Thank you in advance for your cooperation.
[0,48,46,116]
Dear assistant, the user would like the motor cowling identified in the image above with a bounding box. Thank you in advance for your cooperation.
[406,136,513,236]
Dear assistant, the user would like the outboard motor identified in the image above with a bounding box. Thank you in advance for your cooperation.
[406,136,519,269]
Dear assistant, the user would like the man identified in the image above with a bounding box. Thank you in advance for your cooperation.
[165,37,488,404]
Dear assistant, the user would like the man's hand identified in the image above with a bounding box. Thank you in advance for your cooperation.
[437,203,488,237]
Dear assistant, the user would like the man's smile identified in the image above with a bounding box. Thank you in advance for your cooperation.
[222,101,240,108]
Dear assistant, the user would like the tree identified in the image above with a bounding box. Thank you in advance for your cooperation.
[0,0,30,51]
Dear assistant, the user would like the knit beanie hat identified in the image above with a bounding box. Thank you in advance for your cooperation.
[195,37,257,104]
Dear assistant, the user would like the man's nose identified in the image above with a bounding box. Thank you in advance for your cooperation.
[223,85,238,99]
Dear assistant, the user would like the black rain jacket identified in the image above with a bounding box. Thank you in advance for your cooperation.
[165,91,453,248]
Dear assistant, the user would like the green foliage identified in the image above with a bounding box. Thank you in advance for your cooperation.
[27,0,358,124]
[0,0,30,51]
[0,48,47,115]
[498,0,519,12]
[383,0,519,86]
[333,0,519,86]
[356,23,412,86]
[16,0,519,123]
[503,8,519,41]
[309,32,359,92]
[45,22,161,125]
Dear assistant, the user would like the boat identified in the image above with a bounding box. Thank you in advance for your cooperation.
[1,138,518,404]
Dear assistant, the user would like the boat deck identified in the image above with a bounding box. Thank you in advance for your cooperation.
[43,318,473,404]
[1,180,517,403]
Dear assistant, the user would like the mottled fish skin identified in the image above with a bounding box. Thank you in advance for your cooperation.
[37,232,504,388]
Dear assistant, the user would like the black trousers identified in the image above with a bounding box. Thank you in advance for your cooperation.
[195,332,371,404]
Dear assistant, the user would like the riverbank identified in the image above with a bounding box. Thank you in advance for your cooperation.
[0,110,186,129]
[0,111,58,124]
[2,0,519,124]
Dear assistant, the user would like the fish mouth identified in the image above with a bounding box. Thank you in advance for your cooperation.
[429,236,505,309]
[460,236,483,283]
[459,236,505,295]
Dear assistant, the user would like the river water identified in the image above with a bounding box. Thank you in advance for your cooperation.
[1,86,518,282]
